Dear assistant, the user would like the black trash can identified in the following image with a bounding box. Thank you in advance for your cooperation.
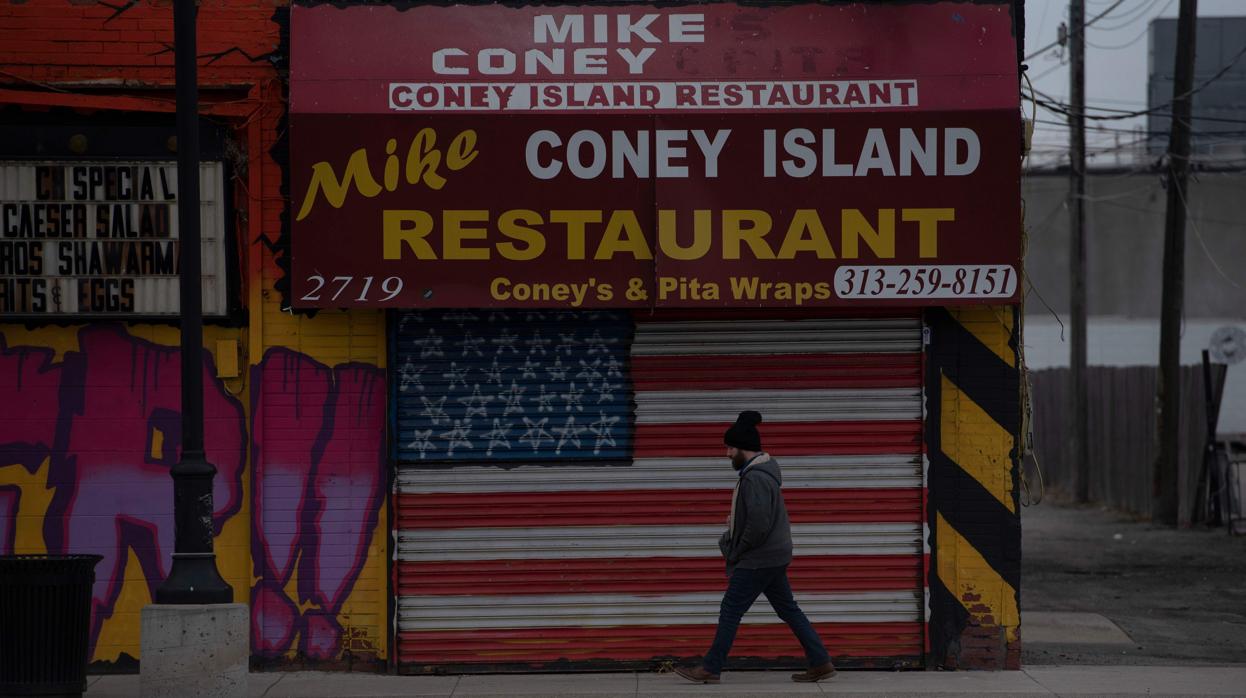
[0,554,103,697]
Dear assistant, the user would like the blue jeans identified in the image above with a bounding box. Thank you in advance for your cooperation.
[701,565,830,674]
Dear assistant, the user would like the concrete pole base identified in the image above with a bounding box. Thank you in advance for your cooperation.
[140,603,249,698]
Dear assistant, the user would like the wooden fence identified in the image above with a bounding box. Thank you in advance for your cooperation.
[1029,365,1226,524]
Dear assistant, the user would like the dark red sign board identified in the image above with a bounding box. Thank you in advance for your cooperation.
[291,2,1021,308]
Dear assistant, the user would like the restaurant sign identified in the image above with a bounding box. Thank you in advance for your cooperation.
[290,2,1022,308]
[0,161,228,317]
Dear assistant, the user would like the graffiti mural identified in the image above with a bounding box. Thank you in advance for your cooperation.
[0,325,388,665]
[0,325,246,661]
[251,348,387,660]
[0,336,61,559]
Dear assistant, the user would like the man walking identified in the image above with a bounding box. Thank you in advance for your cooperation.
[674,410,837,684]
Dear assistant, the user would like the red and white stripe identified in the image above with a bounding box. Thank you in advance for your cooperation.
[397,316,926,666]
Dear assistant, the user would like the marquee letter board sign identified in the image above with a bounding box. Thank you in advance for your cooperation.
[0,160,228,317]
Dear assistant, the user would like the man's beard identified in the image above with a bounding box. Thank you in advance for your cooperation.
[731,451,750,470]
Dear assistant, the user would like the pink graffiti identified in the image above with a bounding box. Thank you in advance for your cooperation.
[250,348,386,659]
[0,325,246,658]
[0,328,386,663]
[0,337,61,556]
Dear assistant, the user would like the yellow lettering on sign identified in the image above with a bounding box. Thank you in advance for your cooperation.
[657,210,712,261]
[903,207,955,258]
[722,210,774,260]
[295,129,478,222]
[404,128,447,191]
[383,139,401,191]
[778,210,836,259]
[549,210,601,260]
[296,148,381,222]
[444,210,490,260]
[447,131,480,170]
[372,207,958,264]
[382,210,435,259]
[497,210,546,261]
[841,208,895,259]
[595,210,652,260]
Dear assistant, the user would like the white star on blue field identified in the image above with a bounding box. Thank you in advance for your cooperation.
[396,311,632,462]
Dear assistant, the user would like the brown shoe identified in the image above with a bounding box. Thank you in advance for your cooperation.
[674,665,721,684]
[791,661,837,682]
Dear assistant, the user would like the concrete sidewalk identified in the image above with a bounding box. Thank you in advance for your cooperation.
[1022,503,1246,666]
[85,665,1246,697]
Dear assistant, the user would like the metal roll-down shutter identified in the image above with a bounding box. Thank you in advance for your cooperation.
[394,311,924,671]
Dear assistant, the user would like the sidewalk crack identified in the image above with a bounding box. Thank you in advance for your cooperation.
[1023,668,1059,696]
[259,672,286,698]
[448,674,462,697]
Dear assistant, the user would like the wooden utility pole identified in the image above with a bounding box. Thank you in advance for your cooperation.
[1069,0,1090,503]
[1154,0,1198,526]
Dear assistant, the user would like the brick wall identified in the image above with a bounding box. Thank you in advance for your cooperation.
[1,0,389,668]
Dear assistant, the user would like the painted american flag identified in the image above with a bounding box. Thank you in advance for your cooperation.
[395,310,633,462]
[396,312,926,668]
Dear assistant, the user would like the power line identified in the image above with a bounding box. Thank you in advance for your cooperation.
[1032,117,1246,138]
[1034,96,1246,125]
[1024,42,1246,122]
[1029,60,1068,82]
[1096,199,1246,228]
[1033,0,1054,59]
[1025,0,1128,60]
[1028,131,1155,154]
[1086,21,1157,50]
[1091,0,1169,32]
[1177,179,1246,292]
[1031,93,1151,106]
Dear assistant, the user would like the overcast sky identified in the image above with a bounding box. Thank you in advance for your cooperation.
[1023,0,1244,167]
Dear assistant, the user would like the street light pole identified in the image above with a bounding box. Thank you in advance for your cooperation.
[154,0,233,605]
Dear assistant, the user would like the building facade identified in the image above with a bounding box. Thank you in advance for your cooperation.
[1,0,1025,673]
[1147,16,1246,163]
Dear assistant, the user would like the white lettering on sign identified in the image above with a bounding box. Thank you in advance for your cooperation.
[410,13,927,114]
[432,48,469,75]
[761,128,981,178]
[522,127,980,181]
[0,161,228,316]
[432,47,656,76]
[433,13,704,77]
[525,129,732,180]
[532,13,705,44]
[389,80,919,112]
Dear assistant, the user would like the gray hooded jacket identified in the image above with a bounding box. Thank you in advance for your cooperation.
[717,453,794,573]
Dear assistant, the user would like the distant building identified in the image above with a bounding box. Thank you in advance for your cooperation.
[1148,16,1246,164]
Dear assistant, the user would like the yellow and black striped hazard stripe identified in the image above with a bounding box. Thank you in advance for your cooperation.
[925,306,1022,669]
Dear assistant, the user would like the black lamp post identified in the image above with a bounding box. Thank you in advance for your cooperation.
[154,0,233,605]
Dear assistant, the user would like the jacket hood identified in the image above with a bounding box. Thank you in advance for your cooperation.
[744,452,782,485]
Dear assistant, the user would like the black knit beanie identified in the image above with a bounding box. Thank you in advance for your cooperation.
[723,410,763,451]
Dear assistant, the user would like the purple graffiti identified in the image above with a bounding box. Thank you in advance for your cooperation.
[0,325,246,657]
[0,338,62,556]
[250,348,386,660]
[0,328,387,663]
